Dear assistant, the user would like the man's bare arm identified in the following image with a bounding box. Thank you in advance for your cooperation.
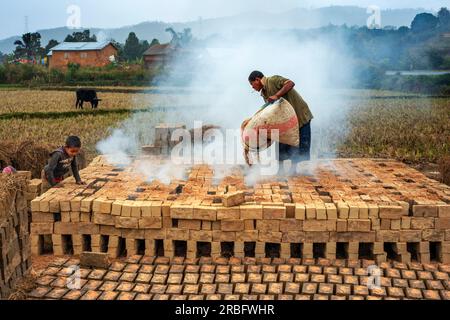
[268,80,295,102]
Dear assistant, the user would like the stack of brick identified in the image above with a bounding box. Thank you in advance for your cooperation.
[0,172,33,299]
[29,157,450,265]
[142,123,186,156]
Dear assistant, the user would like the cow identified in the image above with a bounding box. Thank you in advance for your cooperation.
[75,89,102,109]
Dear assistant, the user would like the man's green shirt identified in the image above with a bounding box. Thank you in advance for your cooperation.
[261,75,314,128]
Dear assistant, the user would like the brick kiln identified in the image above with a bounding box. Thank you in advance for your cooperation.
[29,154,450,264]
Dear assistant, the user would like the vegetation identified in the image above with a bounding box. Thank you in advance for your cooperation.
[0,63,161,86]
[64,30,97,42]
[0,89,448,166]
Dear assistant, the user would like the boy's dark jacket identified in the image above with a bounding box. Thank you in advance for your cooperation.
[44,147,81,186]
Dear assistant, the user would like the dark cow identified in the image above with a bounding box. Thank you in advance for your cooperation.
[76,89,102,109]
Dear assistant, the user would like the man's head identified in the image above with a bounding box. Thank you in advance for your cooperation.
[64,136,82,157]
[248,70,265,92]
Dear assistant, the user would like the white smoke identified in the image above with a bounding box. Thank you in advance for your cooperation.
[97,26,355,186]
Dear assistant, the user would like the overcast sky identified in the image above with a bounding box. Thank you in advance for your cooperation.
[0,0,447,39]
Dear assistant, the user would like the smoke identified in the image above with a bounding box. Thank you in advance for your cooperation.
[97,27,355,186]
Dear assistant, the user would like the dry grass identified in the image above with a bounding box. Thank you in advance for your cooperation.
[0,89,448,167]
[0,113,129,163]
[0,90,184,113]
[335,98,450,163]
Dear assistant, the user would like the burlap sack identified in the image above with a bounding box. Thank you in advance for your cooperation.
[241,98,300,151]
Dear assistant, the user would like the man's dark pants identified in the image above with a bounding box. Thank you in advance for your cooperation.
[278,121,311,162]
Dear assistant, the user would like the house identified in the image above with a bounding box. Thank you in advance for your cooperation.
[143,43,175,68]
[48,41,118,69]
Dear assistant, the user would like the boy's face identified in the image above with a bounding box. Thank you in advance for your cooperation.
[250,78,264,92]
[65,147,80,157]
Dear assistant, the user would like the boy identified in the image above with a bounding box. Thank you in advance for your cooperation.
[41,136,85,193]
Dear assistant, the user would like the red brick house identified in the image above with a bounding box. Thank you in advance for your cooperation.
[143,43,175,68]
[48,41,118,69]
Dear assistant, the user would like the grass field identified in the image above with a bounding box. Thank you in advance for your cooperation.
[0,88,448,166]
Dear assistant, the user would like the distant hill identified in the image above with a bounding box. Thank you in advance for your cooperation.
[0,6,432,54]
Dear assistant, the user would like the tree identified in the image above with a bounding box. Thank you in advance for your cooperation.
[45,39,59,54]
[411,13,439,33]
[149,38,160,47]
[123,33,151,61]
[438,8,450,30]
[13,32,44,62]
[65,30,97,42]
[123,32,142,61]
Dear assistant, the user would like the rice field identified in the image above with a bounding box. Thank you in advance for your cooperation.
[0,88,448,165]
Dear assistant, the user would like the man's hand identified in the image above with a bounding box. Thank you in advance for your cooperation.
[53,182,65,188]
[76,180,86,185]
[268,95,279,103]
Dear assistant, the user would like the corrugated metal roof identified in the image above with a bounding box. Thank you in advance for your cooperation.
[50,41,114,52]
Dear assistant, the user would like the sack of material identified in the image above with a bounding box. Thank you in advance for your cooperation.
[241,98,300,151]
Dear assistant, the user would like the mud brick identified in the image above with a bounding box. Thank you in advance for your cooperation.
[325,203,337,220]
[221,220,244,232]
[238,205,262,220]
[81,197,95,213]
[413,205,438,217]
[235,230,258,242]
[305,204,316,219]
[191,206,216,221]
[161,202,172,217]
[120,201,133,217]
[422,229,444,242]
[31,212,55,223]
[91,213,114,226]
[282,230,306,243]
[315,205,327,220]
[279,219,302,232]
[411,217,434,230]
[303,220,335,232]
[150,201,162,217]
[380,219,391,230]
[222,191,245,207]
[336,220,347,232]
[171,204,194,219]
[258,231,282,243]
[263,206,286,219]
[80,252,110,269]
[190,230,212,241]
[295,204,306,220]
[212,230,236,241]
[376,230,399,242]
[399,230,422,242]
[391,219,401,230]
[436,218,450,230]
[70,212,80,222]
[30,222,53,235]
[302,243,313,259]
[217,207,240,220]
[387,287,405,298]
[244,220,255,230]
[138,216,163,230]
[256,220,279,232]
[130,202,142,218]
[140,201,152,218]
[438,205,450,218]
[379,205,406,219]
[347,219,371,232]
[401,217,411,229]
[163,228,187,241]
[367,204,379,218]
[97,225,119,237]
[80,212,91,222]
[115,217,139,229]
[111,200,123,216]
